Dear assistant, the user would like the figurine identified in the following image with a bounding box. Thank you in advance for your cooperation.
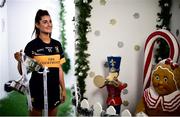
[135,58,180,116]
[94,56,127,114]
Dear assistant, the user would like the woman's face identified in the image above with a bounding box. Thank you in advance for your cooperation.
[152,66,177,95]
[36,15,52,34]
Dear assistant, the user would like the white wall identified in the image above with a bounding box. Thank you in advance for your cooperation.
[63,0,75,88]
[171,0,180,64]
[7,0,75,89]
[0,3,9,99]
[7,0,60,82]
[1,0,180,114]
[85,0,180,114]
[0,0,75,100]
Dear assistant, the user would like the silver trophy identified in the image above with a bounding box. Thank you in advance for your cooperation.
[4,53,43,94]
[4,52,49,116]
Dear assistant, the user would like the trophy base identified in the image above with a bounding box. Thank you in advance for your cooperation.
[4,80,26,94]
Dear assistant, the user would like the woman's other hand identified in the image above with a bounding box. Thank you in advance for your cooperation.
[60,89,66,103]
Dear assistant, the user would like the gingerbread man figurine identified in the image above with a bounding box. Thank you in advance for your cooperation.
[135,58,180,116]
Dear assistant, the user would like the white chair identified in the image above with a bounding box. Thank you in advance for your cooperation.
[93,102,103,116]
[121,109,132,117]
[136,111,148,117]
[106,106,116,115]
[80,99,90,109]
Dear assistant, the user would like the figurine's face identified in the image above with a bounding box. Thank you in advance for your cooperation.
[106,72,118,81]
[152,66,177,95]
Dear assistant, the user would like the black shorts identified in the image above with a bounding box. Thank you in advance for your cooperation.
[29,72,61,109]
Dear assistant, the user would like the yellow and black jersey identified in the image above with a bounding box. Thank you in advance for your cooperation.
[24,37,66,109]
[24,37,65,68]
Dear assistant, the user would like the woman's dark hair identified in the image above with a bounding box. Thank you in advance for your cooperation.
[32,9,51,38]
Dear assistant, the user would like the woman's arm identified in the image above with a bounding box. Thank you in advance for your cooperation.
[17,61,22,75]
[59,65,66,103]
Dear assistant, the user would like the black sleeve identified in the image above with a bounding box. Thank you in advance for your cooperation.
[57,41,66,65]
[24,42,33,58]
[58,42,65,59]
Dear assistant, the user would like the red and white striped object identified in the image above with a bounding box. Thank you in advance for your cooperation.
[144,87,180,112]
[143,29,179,90]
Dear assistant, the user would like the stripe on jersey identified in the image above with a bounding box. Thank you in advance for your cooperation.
[34,55,65,68]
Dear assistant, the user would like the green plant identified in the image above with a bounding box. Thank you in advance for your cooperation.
[74,0,92,99]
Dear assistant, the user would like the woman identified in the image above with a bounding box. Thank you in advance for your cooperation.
[14,9,66,116]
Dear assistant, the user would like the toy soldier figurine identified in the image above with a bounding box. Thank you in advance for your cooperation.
[104,56,127,114]
[94,56,127,115]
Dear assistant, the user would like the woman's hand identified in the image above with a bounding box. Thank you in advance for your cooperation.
[60,89,66,103]
[14,50,22,62]
[14,50,23,75]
